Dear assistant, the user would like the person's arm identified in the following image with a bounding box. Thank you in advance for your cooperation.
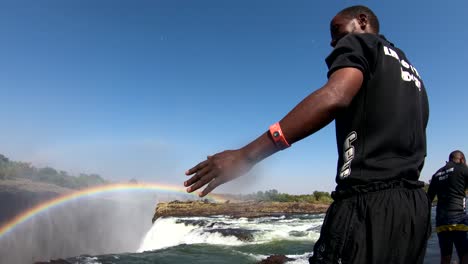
[185,67,363,197]
[464,167,468,192]
[427,177,436,203]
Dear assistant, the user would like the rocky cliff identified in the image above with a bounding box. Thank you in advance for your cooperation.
[0,179,72,225]
[152,200,329,222]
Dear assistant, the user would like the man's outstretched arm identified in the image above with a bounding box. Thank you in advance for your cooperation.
[427,177,436,203]
[185,67,363,197]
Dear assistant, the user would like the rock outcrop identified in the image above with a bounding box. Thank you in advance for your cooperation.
[206,228,257,242]
[152,200,329,222]
[34,259,71,264]
[257,255,294,264]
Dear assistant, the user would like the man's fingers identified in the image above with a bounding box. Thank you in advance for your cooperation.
[186,171,216,193]
[199,177,222,197]
[184,165,211,187]
[184,174,201,188]
[185,160,209,175]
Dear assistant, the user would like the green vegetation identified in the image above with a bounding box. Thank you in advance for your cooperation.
[225,189,333,204]
[0,154,108,189]
[423,183,429,193]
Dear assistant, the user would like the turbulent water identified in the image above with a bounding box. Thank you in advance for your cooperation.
[65,214,324,264]
[62,212,442,264]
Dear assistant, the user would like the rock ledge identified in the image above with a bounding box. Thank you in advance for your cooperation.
[153,200,329,222]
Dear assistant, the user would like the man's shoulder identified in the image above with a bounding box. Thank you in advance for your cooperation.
[435,164,449,173]
[432,164,451,178]
[433,162,468,177]
[453,163,468,174]
[338,33,381,48]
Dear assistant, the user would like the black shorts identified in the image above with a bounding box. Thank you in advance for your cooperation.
[437,231,468,258]
[309,181,431,264]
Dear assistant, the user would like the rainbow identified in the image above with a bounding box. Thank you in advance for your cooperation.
[0,182,225,239]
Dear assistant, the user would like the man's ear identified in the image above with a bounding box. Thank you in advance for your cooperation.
[357,14,368,30]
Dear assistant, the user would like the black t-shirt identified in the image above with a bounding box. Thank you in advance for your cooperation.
[428,162,468,215]
[325,33,429,190]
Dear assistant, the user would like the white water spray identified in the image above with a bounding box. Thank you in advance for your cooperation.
[137,214,325,253]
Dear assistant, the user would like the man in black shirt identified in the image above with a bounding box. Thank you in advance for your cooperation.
[428,150,468,264]
[184,5,430,263]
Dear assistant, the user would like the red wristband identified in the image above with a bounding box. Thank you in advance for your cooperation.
[269,122,290,150]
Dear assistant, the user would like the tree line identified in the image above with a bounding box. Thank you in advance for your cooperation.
[0,154,107,189]
[221,183,449,205]
[223,189,334,204]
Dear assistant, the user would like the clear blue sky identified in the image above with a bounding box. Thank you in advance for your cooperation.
[1,0,467,194]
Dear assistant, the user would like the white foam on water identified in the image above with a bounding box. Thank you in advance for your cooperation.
[183,229,245,246]
[285,252,314,264]
[137,214,325,252]
[137,216,248,251]
[234,251,270,262]
[236,251,313,264]
[137,217,198,252]
[250,216,323,243]
[80,256,102,264]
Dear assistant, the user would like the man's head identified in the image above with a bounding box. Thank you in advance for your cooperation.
[330,5,380,47]
[449,150,466,164]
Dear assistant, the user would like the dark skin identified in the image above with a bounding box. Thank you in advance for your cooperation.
[185,12,376,197]
[450,153,466,165]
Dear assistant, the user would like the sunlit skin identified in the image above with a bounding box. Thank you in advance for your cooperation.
[184,13,377,197]
[450,152,466,165]
[329,13,375,47]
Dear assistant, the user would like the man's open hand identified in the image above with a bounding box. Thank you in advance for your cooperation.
[184,149,253,197]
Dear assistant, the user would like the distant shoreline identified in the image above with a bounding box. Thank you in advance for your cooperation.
[152,200,329,222]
